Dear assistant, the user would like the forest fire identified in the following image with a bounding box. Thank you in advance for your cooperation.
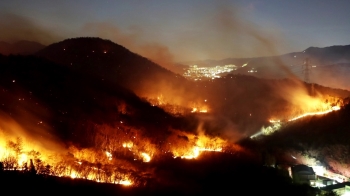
[146,94,209,115]
[252,97,343,138]
[0,120,238,187]
[0,134,137,186]
[141,153,151,162]
[288,105,341,121]
[122,141,133,148]
[287,96,342,122]
[169,130,226,159]
[174,147,223,159]
[191,107,208,113]
[268,95,344,123]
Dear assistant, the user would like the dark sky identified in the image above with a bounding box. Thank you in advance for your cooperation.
[0,0,349,61]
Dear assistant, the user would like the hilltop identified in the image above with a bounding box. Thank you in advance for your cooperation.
[36,37,188,99]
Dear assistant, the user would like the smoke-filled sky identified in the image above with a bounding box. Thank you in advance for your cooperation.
[0,0,349,62]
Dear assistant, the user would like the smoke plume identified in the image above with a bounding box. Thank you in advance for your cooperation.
[82,22,175,71]
[0,13,62,45]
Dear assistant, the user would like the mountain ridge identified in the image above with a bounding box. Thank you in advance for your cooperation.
[0,40,45,55]
[36,37,189,100]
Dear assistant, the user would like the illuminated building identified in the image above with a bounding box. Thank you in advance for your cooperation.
[291,165,316,185]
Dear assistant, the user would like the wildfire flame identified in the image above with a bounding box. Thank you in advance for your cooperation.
[105,151,112,160]
[170,130,226,159]
[122,142,133,148]
[146,94,209,115]
[141,152,151,162]
[251,98,343,138]
[288,105,341,122]
[0,117,240,187]
[191,107,208,113]
[176,147,223,159]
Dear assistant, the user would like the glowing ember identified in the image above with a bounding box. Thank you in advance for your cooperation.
[191,106,208,113]
[70,171,78,179]
[122,142,133,148]
[177,147,223,159]
[17,153,28,166]
[141,152,151,162]
[332,105,341,110]
[119,180,132,186]
[105,151,112,160]
[177,147,200,159]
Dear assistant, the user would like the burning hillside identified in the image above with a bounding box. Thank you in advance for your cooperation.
[0,118,242,187]
[1,38,350,195]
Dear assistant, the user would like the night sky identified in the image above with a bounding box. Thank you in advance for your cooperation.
[0,0,349,61]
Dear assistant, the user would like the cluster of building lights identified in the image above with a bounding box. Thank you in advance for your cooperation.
[183,64,237,80]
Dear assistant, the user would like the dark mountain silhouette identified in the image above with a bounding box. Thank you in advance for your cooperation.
[304,45,350,63]
[0,40,45,55]
[36,37,189,99]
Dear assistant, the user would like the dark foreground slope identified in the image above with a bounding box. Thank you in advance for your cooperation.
[0,152,318,196]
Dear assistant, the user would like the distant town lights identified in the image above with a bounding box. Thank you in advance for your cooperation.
[184,64,236,80]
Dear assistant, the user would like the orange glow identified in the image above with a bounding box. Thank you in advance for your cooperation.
[70,171,78,179]
[119,180,132,186]
[191,107,208,113]
[146,94,209,115]
[0,116,238,187]
[105,151,112,160]
[141,152,151,162]
[169,130,226,159]
[122,141,133,148]
[288,105,341,121]
[190,103,208,113]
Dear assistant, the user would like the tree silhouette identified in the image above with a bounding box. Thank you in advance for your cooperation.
[29,159,36,175]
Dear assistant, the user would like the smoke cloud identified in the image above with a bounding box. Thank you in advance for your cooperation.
[169,1,292,62]
[0,13,62,45]
[0,88,65,153]
[81,22,175,71]
[0,110,65,155]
